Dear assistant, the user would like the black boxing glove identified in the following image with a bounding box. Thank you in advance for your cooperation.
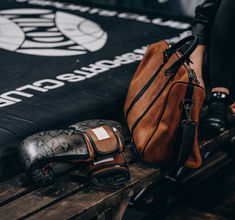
[19,120,128,186]
[87,152,130,186]
[19,128,91,186]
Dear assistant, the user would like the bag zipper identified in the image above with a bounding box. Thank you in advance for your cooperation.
[130,47,181,133]
[131,74,174,133]
[141,61,199,157]
[175,50,200,84]
[130,49,200,134]
[125,43,170,118]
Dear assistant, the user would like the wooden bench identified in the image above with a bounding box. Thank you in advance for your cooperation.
[0,126,235,220]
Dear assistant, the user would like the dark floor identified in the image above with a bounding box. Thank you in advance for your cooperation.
[123,162,235,220]
[161,164,235,220]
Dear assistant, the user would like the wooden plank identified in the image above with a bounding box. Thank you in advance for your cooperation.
[0,169,86,220]
[0,125,233,209]
[159,161,235,220]
[23,163,160,220]
[0,163,76,207]
[0,173,31,206]
[0,143,134,208]
[199,127,235,151]
[112,197,131,220]
[178,152,232,187]
[97,212,106,220]
[0,126,233,219]
[130,151,232,216]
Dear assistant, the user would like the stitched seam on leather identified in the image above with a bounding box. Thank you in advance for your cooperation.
[131,75,173,133]
[125,41,170,118]
[84,127,119,155]
[83,133,95,159]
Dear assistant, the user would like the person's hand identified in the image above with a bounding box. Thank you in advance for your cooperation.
[189,45,206,89]
[229,102,235,117]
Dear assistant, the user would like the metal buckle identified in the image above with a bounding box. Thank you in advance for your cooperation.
[163,51,169,63]
[182,99,197,125]
[181,119,198,126]
[182,99,194,110]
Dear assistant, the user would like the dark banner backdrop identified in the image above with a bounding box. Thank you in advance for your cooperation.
[0,0,192,179]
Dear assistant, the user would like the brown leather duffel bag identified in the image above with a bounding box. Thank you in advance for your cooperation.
[124,36,205,169]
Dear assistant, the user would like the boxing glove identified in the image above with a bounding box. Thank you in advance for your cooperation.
[87,152,129,186]
[19,120,129,186]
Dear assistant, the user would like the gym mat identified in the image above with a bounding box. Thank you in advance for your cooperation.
[0,0,192,180]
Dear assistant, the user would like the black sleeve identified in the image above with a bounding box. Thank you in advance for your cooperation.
[192,0,221,45]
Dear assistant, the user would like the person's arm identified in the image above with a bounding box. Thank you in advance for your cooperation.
[190,0,221,87]
[192,0,221,46]
[190,45,206,88]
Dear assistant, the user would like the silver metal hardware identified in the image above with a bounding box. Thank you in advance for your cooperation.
[182,99,198,125]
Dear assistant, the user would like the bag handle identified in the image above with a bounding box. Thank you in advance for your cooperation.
[164,35,199,75]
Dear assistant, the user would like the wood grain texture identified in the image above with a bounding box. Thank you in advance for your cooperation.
[25,163,160,220]
[0,126,234,220]
[0,163,75,207]
[0,167,90,219]
[0,138,133,208]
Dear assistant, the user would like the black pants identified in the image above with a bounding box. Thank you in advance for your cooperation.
[208,0,235,100]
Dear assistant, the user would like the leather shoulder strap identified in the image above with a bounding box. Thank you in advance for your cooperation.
[171,83,196,168]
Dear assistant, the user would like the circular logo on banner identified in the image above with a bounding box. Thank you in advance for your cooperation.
[0,8,108,56]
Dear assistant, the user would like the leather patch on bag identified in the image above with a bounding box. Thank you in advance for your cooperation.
[85,125,119,154]
[92,127,110,141]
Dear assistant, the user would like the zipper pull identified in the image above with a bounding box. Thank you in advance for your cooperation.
[182,99,198,126]
[163,51,169,64]
[188,68,200,84]
[163,44,172,64]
